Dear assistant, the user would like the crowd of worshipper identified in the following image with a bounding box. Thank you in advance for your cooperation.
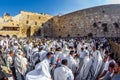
[0,35,120,80]
[110,38,120,44]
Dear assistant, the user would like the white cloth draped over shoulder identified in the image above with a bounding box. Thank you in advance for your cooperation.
[66,55,77,74]
[14,54,27,75]
[26,58,51,80]
[54,65,74,80]
[39,50,48,61]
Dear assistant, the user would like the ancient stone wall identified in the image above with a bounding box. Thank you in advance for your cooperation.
[43,4,120,38]
[0,11,53,37]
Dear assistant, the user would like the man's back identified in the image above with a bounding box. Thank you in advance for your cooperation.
[54,65,74,80]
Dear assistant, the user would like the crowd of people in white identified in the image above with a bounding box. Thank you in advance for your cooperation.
[0,36,120,80]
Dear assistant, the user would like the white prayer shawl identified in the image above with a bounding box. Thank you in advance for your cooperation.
[54,51,64,62]
[14,55,27,75]
[25,44,32,59]
[66,55,77,74]
[54,65,74,80]
[68,42,74,47]
[30,48,38,55]
[30,52,39,67]
[77,43,82,54]
[76,56,91,80]
[26,58,51,80]
[39,50,47,61]
[92,50,103,80]
[62,45,70,57]
[100,49,106,59]
[3,39,9,49]
[0,39,4,46]
[59,53,67,61]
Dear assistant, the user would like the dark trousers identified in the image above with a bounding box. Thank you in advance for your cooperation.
[10,67,17,80]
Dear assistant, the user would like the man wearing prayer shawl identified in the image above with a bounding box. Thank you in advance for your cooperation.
[66,51,77,75]
[77,42,82,54]
[77,47,87,73]
[76,46,90,80]
[38,46,48,61]
[90,46,103,80]
[29,45,38,66]
[14,51,28,80]
[24,40,32,60]
[76,56,92,80]
[26,52,53,80]
[54,59,74,80]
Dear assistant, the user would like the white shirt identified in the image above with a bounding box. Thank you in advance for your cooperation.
[54,65,74,80]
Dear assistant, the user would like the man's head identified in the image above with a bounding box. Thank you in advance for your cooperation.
[100,46,105,51]
[108,62,115,72]
[61,59,68,66]
[85,47,88,50]
[69,50,75,57]
[9,51,14,57]
[105,51,110,56]
[81,47,84,51]
[39,46,43,51]
[103,55,108,62]
[46,52,53,60]
[114,58,120,73]
[56,47,62,52]
[92,46,96,51]
[50,48,55,52]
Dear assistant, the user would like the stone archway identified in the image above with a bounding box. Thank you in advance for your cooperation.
[26,26,31,37]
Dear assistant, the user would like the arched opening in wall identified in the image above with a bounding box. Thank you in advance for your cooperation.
[26,27,31,37]
[39,16,41,19]
[59,36,61,38]
[12,35,17,39]
[6,35,10,38]
[77,34,80,37]
[42,23,44,26]
[67,34,70,37]
[63,26,65,28]
[38,29,41,36]
[102,23,107,27]
[102,23,108,32]
[113,22,119,28]
[88,33,93,38]
[35,22,37,25]
[26,20,29,24]
[93,22,97,28]
[59,29,61,31]
[102,10,105,13]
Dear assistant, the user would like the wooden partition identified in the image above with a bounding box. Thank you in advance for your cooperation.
[110,41,120,59]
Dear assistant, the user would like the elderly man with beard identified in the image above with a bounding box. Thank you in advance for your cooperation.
[112,58,120,80]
